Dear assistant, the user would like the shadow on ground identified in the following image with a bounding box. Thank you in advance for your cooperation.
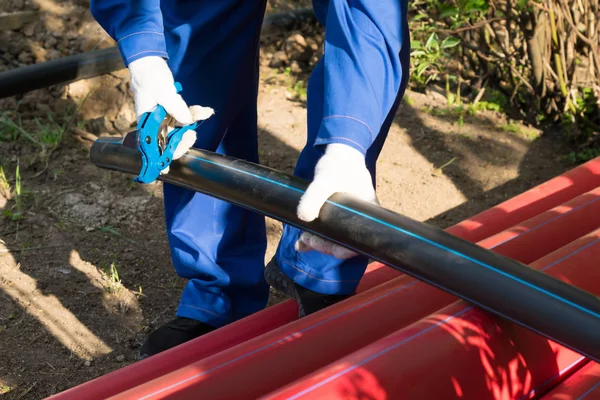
[393,98,574,228]
[0,124,302,399]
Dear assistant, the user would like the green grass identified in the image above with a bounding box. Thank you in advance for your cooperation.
[1,162,26,221]
[101,262,123,294]
[565,148,600,164]
[0,112,65,163]
[1,384,13,394]
[500,123,541,141]
[500,123,521,133]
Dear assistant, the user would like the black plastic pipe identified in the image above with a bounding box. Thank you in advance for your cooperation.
[90,136,600,362]
[0,47,123,99]
[0,8,318,99]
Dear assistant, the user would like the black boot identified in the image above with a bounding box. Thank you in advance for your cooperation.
[138,316,216,360]
[264,258,350,317]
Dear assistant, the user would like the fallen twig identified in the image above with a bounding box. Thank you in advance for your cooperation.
[16,381,37,400]
[0,244,68,253]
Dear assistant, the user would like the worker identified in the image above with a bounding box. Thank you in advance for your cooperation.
[90,0,410,359]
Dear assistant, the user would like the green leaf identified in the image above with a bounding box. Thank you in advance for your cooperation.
[447,93,456,105]
[439,5,459,18]
[425,32,439,51]
[410,40,423,49]
[461,0,489,14]
[416,61,430,77]
[441,36,461,49]
[410,50,427,57]
[517,0,529,11]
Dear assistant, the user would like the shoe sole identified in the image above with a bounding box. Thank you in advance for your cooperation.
[264,259,308,317]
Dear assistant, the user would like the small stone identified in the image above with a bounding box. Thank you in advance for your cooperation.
[309,54,320,67]
[63,193,84,206]
[45,16,65,35]
[289,61,302,74]
[283,33,312,62]
[17,51,33,64]
[66,31,78,40]
[6,40,22,57]
[260,51,274,67]
[113,102,136,134]
[305,37,319,52]
[46,49,62,60]
[31,44,47,63]
[87,117,112,135]
[269,51,288,68]
[84,360,91,367]
[116,355,125,362]
[57,40,67,53]
[56,267,72,275]
[44,36,58,48]
[23,24,35,37]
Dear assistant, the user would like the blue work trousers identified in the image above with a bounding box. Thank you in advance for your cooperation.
[149,1,408,327]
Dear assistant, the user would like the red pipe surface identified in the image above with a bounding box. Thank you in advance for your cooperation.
[105,187,600,399]
[541,361,600,399]
[478,187,600,264]
[446,157,600,243]
[50,159,600,400]
[264,229,600,400]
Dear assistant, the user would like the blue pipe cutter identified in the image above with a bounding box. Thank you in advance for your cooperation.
[128,82,200,184]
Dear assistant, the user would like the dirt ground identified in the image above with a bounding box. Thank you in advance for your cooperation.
[0,0,579,399]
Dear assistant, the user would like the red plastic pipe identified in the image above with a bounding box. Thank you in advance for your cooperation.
[105,187,600,399]
[446,157,600,243]
[50,160,600,400]
[264,229,600,400]
[478,187,600,264]
[541,362,600,399]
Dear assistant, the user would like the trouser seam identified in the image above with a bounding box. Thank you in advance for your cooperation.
[280,259,361,283]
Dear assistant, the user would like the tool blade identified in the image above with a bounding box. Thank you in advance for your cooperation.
[122,130,139,149]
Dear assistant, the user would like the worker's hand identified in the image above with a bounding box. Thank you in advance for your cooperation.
[128,56,214,161]
[295,143,379,259]
[158,105,215,175]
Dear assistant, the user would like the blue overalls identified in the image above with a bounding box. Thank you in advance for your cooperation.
[90,0,410,327]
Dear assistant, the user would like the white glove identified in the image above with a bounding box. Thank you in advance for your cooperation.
[159,105,215,175]
[295,143,379,259]
[128,56,214,162]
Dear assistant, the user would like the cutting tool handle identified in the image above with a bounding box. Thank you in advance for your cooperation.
[133,82,199,184]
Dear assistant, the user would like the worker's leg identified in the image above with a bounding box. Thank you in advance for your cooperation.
[273,48,409,300]
[139,0,268,357]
